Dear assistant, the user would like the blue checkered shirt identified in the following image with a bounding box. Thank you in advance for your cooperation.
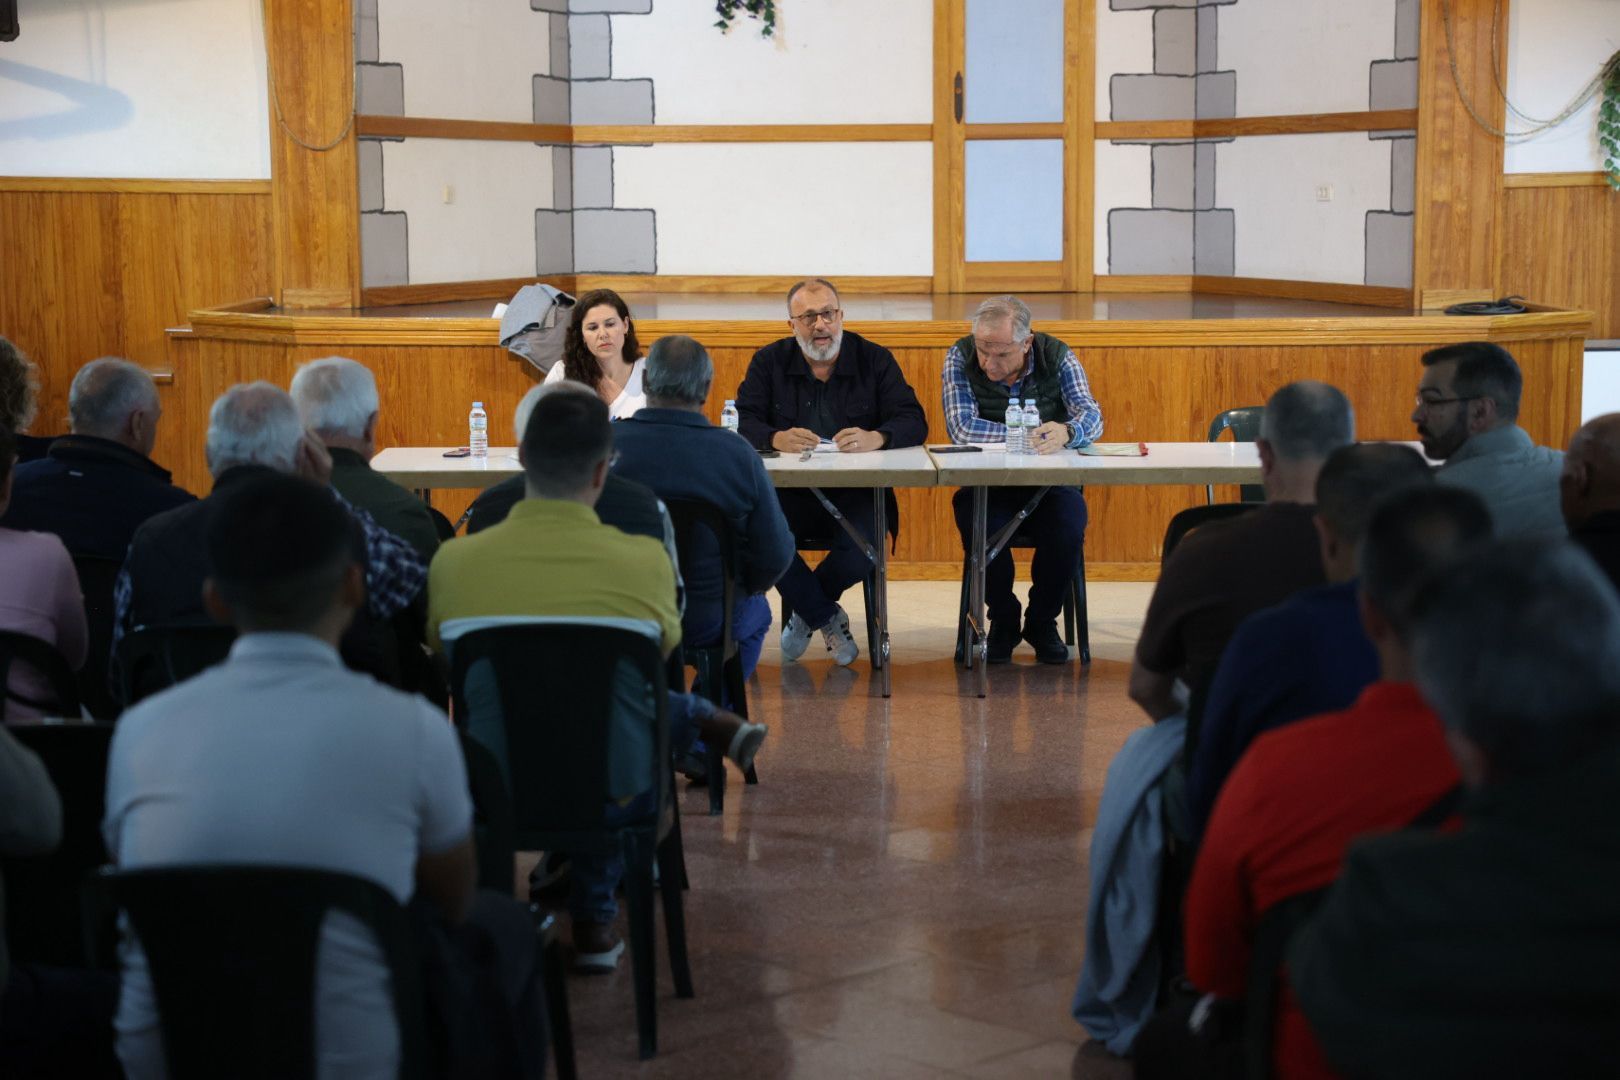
[941,341,1104,447]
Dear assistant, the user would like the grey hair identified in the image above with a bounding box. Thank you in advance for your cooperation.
[971,296,1033,344]
[514,379,597,442]
[68,357,159,437]
[289,356,379,440]
[1411,540,1620,779]
[643,335,714,407]
[1260,381,1355,462]
[205,382,305,477]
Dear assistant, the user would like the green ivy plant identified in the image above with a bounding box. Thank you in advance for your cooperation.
[715,0,776,38]
[1602,51,1620,190]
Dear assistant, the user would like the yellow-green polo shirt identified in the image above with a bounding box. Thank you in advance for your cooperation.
[426,497,680,656]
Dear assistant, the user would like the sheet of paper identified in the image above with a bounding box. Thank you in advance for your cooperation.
[491,302,509,318]
[1077,442,1148,457]
[813,440,841,454]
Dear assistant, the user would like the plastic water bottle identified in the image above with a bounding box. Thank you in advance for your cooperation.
[1006,397,1025,456]
[1023,399,1043,450]
[720,399,740,434]
[468,401,488,459]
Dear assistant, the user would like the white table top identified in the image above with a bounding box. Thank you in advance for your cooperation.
[371,447,523,490]
[927,442,1264,487]
[762,445,938,488]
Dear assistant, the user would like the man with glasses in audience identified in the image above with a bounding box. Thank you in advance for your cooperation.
[736,278,928,667]
[942,295,1103,664]
[1412,341,1564,538]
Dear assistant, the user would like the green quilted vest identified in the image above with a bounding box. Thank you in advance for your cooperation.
[953,331,1069,425]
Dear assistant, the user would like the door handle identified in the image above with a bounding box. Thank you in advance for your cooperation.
[953,72,963,123]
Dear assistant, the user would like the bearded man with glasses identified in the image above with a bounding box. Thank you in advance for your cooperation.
[735,278,928,667]
[1412,341,1565,539]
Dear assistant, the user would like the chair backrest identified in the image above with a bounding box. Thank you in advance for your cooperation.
[447,622,670,853]
[87,864,426,1080]
[113,624,236,709]
[0,629,82,717]
[662,497,740,653]
[427,506,457,542]
[3,721,114,967]
[1161,503,1263,565]
[71,554,123,719]
[458,731,517,893]
[1207,406,1265,443]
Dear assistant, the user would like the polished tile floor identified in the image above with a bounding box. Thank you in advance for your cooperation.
[563,581,1154,1078]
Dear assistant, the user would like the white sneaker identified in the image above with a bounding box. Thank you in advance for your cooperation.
[781,611,814,661]
[820,606,859,667]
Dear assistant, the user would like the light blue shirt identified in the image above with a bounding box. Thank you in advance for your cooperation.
[1436,424,1566,541]
[104,633,472,1080]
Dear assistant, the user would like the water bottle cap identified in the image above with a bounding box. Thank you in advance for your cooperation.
[724,399,735,406]
[472,401,484,408]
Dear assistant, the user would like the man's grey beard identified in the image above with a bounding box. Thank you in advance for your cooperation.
[796,328,843,365]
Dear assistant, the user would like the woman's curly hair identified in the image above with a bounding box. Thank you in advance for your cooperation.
[0,336,40,432]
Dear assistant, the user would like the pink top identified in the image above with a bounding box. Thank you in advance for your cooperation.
[0,527,88,720]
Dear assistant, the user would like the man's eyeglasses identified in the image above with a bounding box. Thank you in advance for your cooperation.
[792,308,842,328]
[1414,393,1476,409]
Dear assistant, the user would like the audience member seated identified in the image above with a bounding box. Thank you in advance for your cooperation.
[614,334,795,683]
[0,423,88,720]
[0,721,62,1010]
[0,337,55,463]
[1140,486,1491,1079]
[1186,443,1434,835]
[1414,340,1564,539]
[542,288,647,418]
[941,295,1102,664]
[115,382,426,680]
[738,278,929,666]
[3,357,194,562]
[1129,381,1353,723]
[1289,538,1620,1078]
[290,355,440,559]
[104,472,548,1078]
[1560,411,1620,591]
[426,388,767,972]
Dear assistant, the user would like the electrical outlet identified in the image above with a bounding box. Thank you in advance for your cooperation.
[1315,184,1334,202]
[441,184,454,204]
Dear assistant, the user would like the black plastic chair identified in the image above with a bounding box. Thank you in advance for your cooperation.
[112,624,236,709]
[458,732,579,1080]
[447,622,695,1060]
[84,865,428,1080]
[0,629,82,718]
[71,554,123,719]
[1162,503,1263,565]
[953,536,1091,664]
[1207,406,1267,504]
[663,498,760,816]
[3,720,114,968]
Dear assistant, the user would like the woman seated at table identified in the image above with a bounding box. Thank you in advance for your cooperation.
[542,288,647,419]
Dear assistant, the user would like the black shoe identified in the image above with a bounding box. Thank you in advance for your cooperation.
[987,618,1021,663]
[1022,619,1070,664]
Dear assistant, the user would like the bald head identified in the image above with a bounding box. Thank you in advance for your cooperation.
[1561,413,1620,529]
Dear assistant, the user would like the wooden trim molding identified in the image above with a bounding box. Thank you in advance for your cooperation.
[1501,171,1611,189]
[361,277,543,307]
[1094,275,1196,293]
[0,177,272,194]
[1096,109,1417,141]
[362,274,936,304]
[1191,275,1413,310]
[356,115,930,144]
[963,123,1065,140]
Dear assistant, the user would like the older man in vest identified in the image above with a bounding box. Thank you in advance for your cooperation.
[942,295,1103,664]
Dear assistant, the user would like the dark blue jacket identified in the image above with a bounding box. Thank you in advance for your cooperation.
[1187,580,1381,837]
[735,330,928,452]
[3,435,195,561]
[610,408,794,640]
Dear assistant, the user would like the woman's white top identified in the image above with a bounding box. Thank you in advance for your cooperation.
[543,357,647,420]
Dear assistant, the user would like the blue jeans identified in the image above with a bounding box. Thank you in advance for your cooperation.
[952,486,1088,625]
[685,592,771,688]
[773,488,878,629]
[569,691,708,924]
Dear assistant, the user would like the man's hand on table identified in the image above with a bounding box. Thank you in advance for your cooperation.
[772,428,820,453]
[833,427,885,453]
[1031,421,1070,456]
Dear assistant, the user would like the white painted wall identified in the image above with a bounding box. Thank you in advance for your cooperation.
[609,0,932,124]
[1221,133,1392,282]
[375,0,550,123]
[612,143,932,274]
[1094,5,1154,119]
[380,140,553,283]
[0,0,269,178]
[1093,141,1152,275]
[1504,0,1620,173]
[1220,0,1398,116]
[1584,348,1620,422]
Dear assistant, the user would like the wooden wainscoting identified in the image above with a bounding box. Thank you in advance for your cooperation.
[0,185,273,475]
[1499,180,1620,340]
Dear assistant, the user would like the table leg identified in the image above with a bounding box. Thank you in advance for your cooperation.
[873,486,891,698]
[970,486,988,698]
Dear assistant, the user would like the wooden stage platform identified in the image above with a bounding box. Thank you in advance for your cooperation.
[167,291,1592,580]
